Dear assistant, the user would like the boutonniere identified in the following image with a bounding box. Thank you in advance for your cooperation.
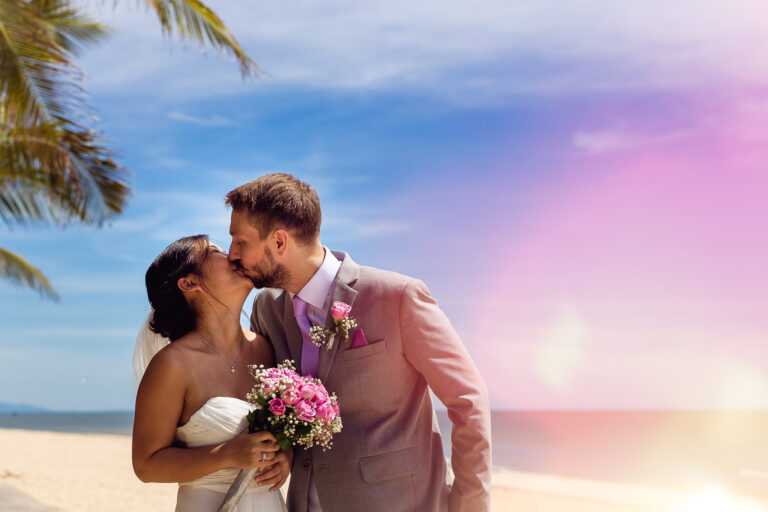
[309,301,358,350]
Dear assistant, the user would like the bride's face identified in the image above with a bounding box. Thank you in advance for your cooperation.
[198,243,253,296]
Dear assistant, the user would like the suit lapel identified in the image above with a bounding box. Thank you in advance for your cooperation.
[317,252,359,383]
[282,292,304,368]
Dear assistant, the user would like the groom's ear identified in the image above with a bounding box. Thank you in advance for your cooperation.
[177,275,198,292]
[273,229,289,256]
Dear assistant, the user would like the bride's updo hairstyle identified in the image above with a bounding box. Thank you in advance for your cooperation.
[145,235,210,341]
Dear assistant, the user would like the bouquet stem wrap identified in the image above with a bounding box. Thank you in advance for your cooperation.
[217,468,258,512]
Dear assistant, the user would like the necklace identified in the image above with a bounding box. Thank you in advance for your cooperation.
[200,333,244,374]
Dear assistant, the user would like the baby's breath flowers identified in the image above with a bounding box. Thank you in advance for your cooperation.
[309,301,358,350]
[245,360,342,451]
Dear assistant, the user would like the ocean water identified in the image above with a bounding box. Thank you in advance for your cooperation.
[437,410,768,499]
[0,411,133,435]
[2,410,767,499]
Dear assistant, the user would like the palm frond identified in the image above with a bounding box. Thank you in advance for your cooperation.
[143,0,257,77]
[32,0,108,55]
[0,246,59,300]
[0,121,129,226]
[0,0,107,129]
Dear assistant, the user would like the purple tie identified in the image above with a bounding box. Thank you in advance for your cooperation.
[292,295,320,377]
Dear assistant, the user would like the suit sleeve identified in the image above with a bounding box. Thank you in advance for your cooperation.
[250,291,265,336]
[399,279,492,512]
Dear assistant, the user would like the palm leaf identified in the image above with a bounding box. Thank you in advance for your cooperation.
[0,0,107,129]
[142,0,257,77]
[0,121,129,226]
[0,0,253,299]
[34,0,108,55]
[0,246,59,300]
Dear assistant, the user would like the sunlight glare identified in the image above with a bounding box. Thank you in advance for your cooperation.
[675,488,767,512]
[534,309,588,391]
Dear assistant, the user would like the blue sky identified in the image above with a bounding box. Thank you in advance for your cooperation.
[2,1,768,411]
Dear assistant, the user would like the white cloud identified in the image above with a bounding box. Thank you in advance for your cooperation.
[53,274,144,294]
[74,0,768,104]
[572,128,693,154]
[324,217,413,239]
[168,111,233,126]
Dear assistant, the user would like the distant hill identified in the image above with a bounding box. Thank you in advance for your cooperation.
[0,402,49,413]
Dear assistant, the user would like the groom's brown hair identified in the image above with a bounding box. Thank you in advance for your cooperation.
[225,173,321,244]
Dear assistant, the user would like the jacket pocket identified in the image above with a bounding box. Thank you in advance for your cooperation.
[342,339,386,361]
[359,446,420,483]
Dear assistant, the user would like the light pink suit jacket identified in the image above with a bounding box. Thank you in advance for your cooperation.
[251,251,491,512]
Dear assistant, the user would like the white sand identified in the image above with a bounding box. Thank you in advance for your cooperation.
[0,429,175,512]
[0,429,766,512]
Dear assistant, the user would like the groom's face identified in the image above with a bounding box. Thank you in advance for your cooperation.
[228,209,289,289]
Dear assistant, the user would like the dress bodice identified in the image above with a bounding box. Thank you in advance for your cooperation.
[175,397,266,495]
[177,396,254,447]
[172,397,286,511]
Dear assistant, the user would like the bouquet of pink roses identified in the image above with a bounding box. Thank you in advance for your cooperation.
[245,360,342,450]
[218,360,342,512]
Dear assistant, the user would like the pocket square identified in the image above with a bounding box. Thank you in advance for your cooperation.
[349,328,369,348]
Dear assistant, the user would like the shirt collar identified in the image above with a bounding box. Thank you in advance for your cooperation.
[296,248,341,310]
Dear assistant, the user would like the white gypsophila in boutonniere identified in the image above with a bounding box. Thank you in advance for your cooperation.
[309,301,358,350]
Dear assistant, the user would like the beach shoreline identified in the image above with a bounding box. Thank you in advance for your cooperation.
[1,428,766,512]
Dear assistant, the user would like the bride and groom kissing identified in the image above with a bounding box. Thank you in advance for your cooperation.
[132,173,492,511]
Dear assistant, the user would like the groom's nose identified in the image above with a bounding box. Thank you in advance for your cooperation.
[228,243,239,261]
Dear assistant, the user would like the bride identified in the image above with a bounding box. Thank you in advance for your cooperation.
[132,235,290,511]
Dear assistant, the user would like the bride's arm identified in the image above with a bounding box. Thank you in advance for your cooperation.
[131,347,279,483]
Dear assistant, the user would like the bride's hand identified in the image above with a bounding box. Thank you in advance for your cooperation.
[224,429,280,470]
[255,447,293,492]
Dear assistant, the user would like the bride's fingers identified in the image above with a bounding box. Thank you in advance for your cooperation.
[256,441,280,453]
[253,463,274,481]
[269,470,289,493]
[256,452,291,490]
[227,431,281,468]
[255,465,281,486]
[249,431,278,444]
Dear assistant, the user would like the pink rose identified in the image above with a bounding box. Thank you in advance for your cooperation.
[294,399,316,422]
[282,387,301,406]
[331,301,352,320]
[332,401,340,416]
[269,398,286,416]
[312,386,329,405]
[300,382,317,401]
[316,401,335,423]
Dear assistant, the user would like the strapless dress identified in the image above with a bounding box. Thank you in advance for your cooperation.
[174,396,286,512]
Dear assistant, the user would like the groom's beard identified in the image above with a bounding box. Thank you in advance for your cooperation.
[245,248,289,289]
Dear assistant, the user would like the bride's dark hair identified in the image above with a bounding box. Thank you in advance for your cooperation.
[145,235,210,341]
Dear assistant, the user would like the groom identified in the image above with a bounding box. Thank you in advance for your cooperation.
[226,173,491,511]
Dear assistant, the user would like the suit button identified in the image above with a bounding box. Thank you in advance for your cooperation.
[302,458,311,468]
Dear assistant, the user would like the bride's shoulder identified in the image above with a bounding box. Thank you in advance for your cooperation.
[144,333,195,376]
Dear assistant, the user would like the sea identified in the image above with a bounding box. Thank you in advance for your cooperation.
[1,410,767,500]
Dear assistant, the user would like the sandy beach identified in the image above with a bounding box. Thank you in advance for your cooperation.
[1,428,767,512]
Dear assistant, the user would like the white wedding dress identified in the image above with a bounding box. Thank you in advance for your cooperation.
[174,396,287,512]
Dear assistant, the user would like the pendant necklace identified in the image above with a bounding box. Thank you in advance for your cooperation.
[200,333,244,374]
